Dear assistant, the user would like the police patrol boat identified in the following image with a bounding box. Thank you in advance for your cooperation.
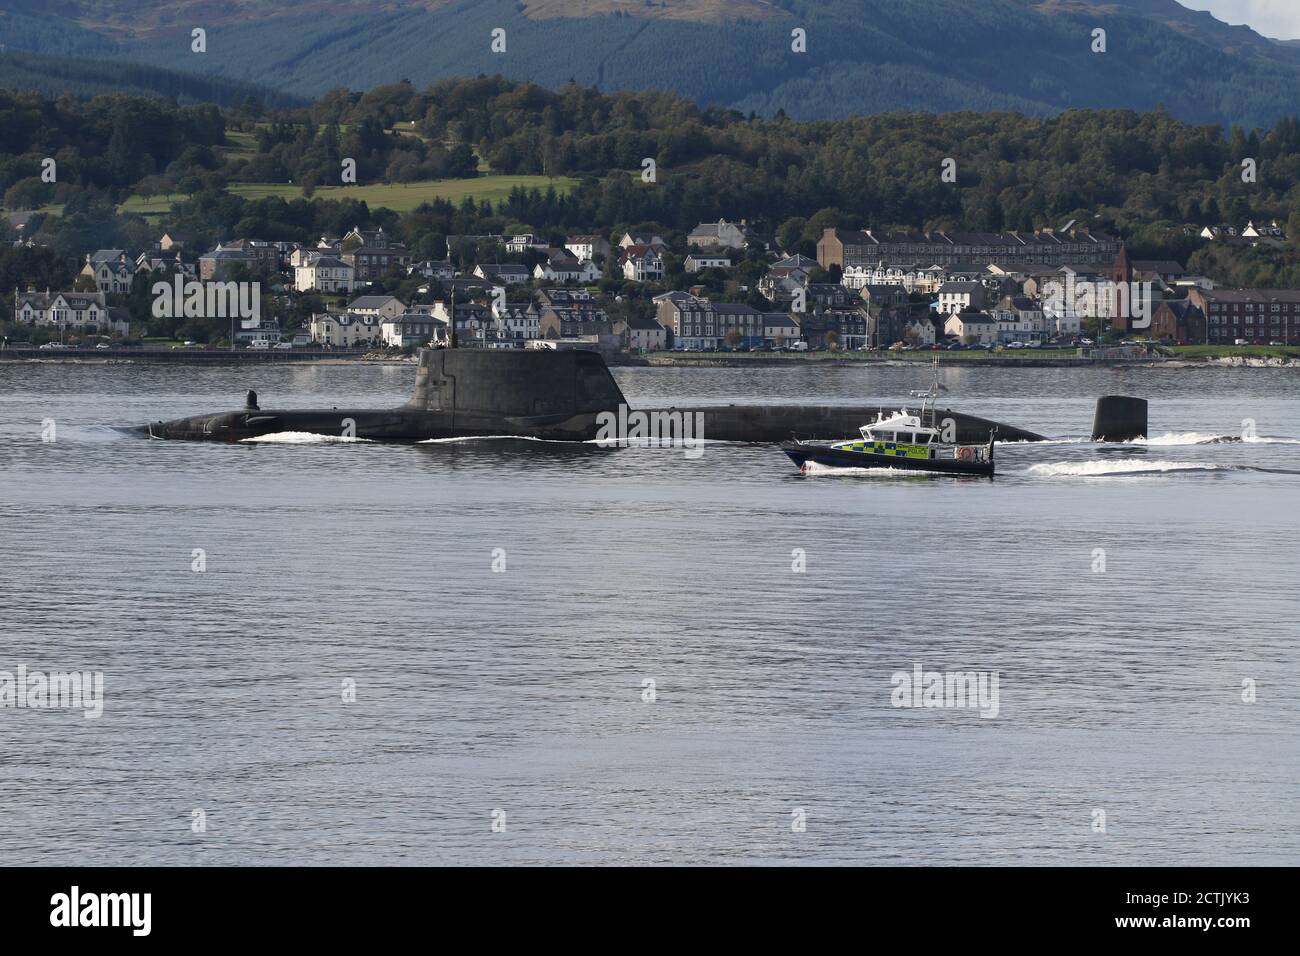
[781,360,996,477]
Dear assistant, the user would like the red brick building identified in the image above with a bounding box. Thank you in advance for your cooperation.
[1187,288,1300,344]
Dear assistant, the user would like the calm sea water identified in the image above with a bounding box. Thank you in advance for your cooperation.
[1,359,1298,865]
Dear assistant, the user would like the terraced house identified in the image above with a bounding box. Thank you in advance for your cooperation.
[1188,288,1300,345]
[818,224,1120,270]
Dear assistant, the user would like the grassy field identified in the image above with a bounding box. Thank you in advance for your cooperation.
[227,175,579,211]
[2,170,576,222]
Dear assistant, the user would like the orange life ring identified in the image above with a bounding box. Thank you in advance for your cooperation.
[957,446,973,461]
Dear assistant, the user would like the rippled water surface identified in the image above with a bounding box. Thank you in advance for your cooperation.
[1,360,1298,865]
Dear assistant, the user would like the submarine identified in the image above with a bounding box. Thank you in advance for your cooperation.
[139,348,1146,444]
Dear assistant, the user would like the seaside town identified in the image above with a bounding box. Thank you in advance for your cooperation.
[6,216,1299,358]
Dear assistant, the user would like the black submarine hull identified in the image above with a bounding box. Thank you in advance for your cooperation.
[140,347,1052,444]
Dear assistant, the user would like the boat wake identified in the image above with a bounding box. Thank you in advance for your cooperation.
[799,461,943,478]
[1130,431,1300,446]
[240,432,374,444]
[1024,459,1300,478]
[418,435,573,444]
[1026,460,1224,478]
[1008,432,1300,447]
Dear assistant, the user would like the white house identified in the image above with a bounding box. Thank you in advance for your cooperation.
[346,295,406,320]
[564,235,610,262]
[844,262,949,294]
[621,245,665,282]
[937,281,988,315]
[408,259,456,280]
[903,317,937,346]
[620,315,667,351]
[308,312,384,347]
[989,295,1048,343]
[473,263,531,285]
[944,312,997,344]
[295,255,355,294]
[13,289,129,335]
[687,219,754,250]
[504,234,549,254]
[381,312,446,348]
[533,252,601,283]
[492,304,540,342]
[685,253,733,272]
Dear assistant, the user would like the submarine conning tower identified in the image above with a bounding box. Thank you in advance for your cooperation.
[406,347,628,417]
[1092,395,1148,442]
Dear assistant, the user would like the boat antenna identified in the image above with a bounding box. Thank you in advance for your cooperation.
[909,355,941,423]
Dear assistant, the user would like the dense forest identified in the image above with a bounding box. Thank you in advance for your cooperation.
[0,51,298,109]
[3,77,1300,296]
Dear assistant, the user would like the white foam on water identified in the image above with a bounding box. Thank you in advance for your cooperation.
[418,435,575,444]
[1125,432,1300,446]
[240,432,374,444]
[1244,434,1300,444]
[1003,437,1090,445]
[418,436,723,447]
[1128,431,1221,446]
[799,461,936,478]
[1026,459,1221,478]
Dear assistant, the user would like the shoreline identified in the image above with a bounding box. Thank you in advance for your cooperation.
[3,350,1298,369]
[645,354,1300,369]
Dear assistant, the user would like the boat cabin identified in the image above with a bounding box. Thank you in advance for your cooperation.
[859,412,940,445]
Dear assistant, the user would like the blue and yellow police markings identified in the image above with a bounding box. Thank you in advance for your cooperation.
[836,440,930,460]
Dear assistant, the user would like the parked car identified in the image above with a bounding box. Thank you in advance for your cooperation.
[1007,341,1025,349]
[273,342,293,350]
[1234,338,1249,346]
[95,342,111,350]
[1269,341,1284,346]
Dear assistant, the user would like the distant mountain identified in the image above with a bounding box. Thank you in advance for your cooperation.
[2,0,1299,125]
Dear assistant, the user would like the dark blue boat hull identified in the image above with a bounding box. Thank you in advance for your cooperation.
[782,443,994,477]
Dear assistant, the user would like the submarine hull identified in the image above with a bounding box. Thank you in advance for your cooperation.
[141,403,1043,444]
[140,347,1048,444]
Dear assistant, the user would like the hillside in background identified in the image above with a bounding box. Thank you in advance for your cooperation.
[1,1,1299,125]
[0,51,301,107]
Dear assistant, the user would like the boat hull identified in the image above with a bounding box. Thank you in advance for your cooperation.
[782,443,994,477]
